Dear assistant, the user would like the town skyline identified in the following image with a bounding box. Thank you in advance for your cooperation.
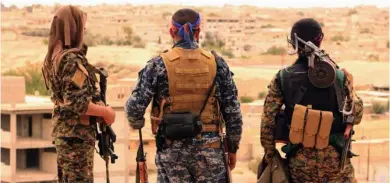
[2,0,389,8]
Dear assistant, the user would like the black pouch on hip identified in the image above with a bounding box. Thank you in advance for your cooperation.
[163,112,203,140]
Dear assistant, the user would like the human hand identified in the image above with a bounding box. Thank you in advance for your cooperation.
[103,106,116,125]
[228,153,237,170]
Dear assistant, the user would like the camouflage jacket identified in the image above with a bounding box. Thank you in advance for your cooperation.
[260,62,364,151]
[125,42,243,153]
[50,52,101,146]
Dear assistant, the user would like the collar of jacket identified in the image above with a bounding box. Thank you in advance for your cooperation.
[172,40,199,49]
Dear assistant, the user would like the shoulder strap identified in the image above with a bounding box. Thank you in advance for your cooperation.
[199,51,220,116]
[279,69,285,91]
[279,68,308,108]
[334,69,345,110]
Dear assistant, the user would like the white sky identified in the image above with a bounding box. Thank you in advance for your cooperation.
[2,0,389,8]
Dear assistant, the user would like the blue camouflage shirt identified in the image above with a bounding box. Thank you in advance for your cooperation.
[125,42,243,152]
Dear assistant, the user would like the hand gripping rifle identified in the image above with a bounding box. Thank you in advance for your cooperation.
[136,129,148,183]
[96,68,118,183]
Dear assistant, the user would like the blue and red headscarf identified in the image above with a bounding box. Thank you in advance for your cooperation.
[171,13,201,48]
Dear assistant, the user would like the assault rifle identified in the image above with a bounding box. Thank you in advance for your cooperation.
[340,95,355,170]
[96,68,118,183]
[288,33,338,69]
[136,129,148,183]
[222,134,232,183]
[288,33,339,88]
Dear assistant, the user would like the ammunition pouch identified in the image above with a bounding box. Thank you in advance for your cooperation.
[163,112,203,140]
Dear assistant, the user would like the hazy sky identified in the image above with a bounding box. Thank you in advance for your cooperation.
[2,0,389,8]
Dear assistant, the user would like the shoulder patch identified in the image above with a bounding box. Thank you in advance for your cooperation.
[71,69,87,88]
[71,59,89,88]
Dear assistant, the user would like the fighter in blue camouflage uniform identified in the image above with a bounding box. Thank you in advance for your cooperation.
[125,9,242,183]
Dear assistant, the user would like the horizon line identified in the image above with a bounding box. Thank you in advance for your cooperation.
[2,1,389,9]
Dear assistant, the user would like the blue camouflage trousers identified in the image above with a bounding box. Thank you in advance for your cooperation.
[156,143,226,183]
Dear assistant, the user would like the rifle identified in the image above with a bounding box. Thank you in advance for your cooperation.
[136,129,148,183]
[288,33,339,88]
[222,134,232,183]
[340,94,356,170]
[96,68,118,183]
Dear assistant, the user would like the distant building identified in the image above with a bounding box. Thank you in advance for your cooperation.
[1,76,131,183]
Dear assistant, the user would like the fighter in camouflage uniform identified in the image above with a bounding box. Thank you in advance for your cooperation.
[42,5,116,182]
[125,9,242,183]
[260,18,364,183]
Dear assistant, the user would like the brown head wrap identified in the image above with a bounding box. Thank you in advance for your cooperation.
[42,5,86,89]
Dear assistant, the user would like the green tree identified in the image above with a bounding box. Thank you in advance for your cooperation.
[3,63,50,96]
[258,91,267,99]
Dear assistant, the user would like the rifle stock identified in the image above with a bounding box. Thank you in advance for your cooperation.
[223,134,232,183]
[136,129,149,183]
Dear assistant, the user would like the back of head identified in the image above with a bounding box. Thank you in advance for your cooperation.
[172,8,199,25]
[170,8,201,44]
[290,18,323,50]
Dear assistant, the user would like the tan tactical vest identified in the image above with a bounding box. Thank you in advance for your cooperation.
[160,47,220,124]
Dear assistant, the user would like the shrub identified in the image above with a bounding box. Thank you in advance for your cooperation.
[42,39,48,45]
[347,9,358,16]
[331,35,348,42]
[122,26,133,40]
[319,22,325,27]
[368,54,379,61]
[264,46,286,55]
[260,24,274,29]
[221,49,235,58]
[258,91,267,99]
[162,12,172,18]
[240,96,254,103]
[133,36,142,43]
[243,44,252,52]
[83,31,98,46]
[297,11,304,16]
[133,42,146,48]
[360,28,371,34]
[372,102,388,114]
[208,12,219,17]
[122,39,132,46]
[101,36,114,45]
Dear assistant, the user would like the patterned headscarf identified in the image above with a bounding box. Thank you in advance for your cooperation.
[171,13,201,48]
[42,5,86,90]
